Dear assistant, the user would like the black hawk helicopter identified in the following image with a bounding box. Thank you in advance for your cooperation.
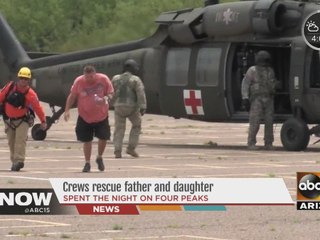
[1,0,320,151]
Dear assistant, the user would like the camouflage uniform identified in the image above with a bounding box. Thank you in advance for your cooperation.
[111,71,146,157]
[242,65,276,148]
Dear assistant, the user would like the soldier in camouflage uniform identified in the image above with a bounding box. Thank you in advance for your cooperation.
[241,50,276,150]
[111,59,147,158]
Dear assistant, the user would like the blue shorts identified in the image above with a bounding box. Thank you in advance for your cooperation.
[75,116,111,142]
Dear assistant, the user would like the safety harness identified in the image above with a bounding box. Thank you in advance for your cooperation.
[1,82,34,130]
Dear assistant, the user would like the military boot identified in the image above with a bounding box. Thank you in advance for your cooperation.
[248,145,258,150]
[126,148,139,158]
[265,144,274,150]
[114,151,122,159]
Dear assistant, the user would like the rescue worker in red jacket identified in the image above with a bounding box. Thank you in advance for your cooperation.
[0,67,47,171]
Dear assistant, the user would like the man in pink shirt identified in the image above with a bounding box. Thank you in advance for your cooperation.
[64,65,114,172]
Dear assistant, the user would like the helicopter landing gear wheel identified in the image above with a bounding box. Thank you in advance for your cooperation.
[31,124,47,141]
[280,118,309,151]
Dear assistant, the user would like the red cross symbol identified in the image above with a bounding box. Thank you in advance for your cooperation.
[183,90,204,115]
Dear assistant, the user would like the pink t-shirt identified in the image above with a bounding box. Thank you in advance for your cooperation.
[71,73,114,123]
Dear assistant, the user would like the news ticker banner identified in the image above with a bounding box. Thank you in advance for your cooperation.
[0,178,294,215]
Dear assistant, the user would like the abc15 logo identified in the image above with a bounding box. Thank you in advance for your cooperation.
[297,172,320,201]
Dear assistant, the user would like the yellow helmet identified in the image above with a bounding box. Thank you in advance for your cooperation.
[18,67,32,79]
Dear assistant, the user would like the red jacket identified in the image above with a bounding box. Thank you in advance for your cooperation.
[0,81,46,123]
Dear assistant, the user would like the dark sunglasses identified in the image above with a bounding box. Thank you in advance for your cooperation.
[19,77,30,81]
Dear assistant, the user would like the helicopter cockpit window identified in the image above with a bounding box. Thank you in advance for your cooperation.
[310,50,320,88]
[166,48,191,86]
[196,48,221,87]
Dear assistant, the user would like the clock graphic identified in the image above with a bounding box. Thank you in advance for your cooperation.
[302,11,320,50]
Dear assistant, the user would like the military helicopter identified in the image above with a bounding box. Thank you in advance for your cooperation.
[1,0,320,151]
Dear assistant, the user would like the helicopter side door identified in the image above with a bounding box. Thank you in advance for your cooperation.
[288,38,320,123]
[302,48,320,123]
[159,43,230,121]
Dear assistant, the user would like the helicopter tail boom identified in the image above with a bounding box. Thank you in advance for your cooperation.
[0,14,30,70]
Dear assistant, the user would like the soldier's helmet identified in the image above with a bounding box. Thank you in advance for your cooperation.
[123,59,139,75]
[255,50,271,67]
